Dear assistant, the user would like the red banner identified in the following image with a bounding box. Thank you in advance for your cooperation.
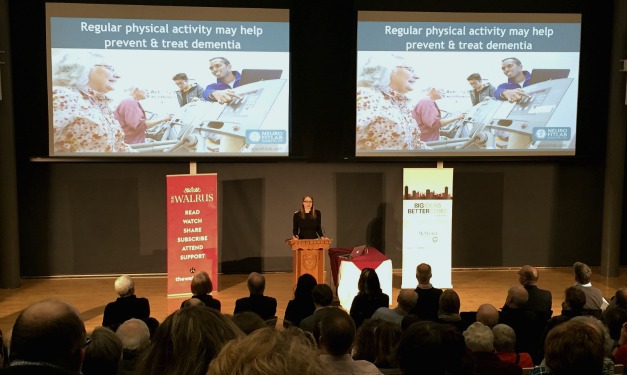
[166,174,218,296]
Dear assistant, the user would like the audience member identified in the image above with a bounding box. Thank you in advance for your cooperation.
[102,275,151,333]
[570,315,614,363]
[300,284,335,343]
[397,320,474,375]
[436,289,466,332]
[114,87,172,144]
[82,327,123,375]
[318,308,383,374]
[604,287,627,341]
[499,285,545,363]
[181,297,205,308]
[350,268,390,329]
[3,299,86,375]
[283,273,317,328]
[573,261,609,311]
[409,263,443,321]
[493,324,534,368]
[371,289,417,326]
[234,272,278,321]
[467,73,496,106]
[352,319,402,373]
[463,322,521,375]
[172,73,204,107]
[612,321,627,368]
[115,318,150,375]
[207,327,328,375]
[182,271,221,311]
[231,311,266,335]
[517,265,553,315]
[529,319,605,375]
[476,303,500,329]
[134,306,243,375]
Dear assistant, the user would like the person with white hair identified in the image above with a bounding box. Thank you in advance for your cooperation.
[412,87,465,142]
[52,51,135,153]
[493,323,534,368]
[463,322,521,375]
[102,275,151,331]
[356,55,426,151]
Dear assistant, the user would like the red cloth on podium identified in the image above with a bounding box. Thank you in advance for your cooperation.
[328,247,388,288]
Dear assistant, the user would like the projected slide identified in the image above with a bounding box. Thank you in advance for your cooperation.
[47,3,289,157]
[356,12,581,157]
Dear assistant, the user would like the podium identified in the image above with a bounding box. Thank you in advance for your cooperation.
[285,238,332,285]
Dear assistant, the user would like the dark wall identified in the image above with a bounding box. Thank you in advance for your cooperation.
[6,0,617,276]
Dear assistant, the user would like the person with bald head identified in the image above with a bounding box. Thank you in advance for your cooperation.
[409,263,443,321]
[3,299,86,375]
[371,289,418,326]
[500,285,546,363]
[476,303,500,329]
[518,265,552,315]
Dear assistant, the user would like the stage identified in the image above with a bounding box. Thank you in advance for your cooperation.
[1,267,626,336]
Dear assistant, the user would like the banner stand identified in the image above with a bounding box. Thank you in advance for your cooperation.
[402,168,454,289]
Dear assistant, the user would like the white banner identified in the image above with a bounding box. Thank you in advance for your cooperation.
[402,168,453,289]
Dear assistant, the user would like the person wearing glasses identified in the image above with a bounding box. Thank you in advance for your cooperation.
[292,195,324,240]
[356,55,426,151]
[52,51,135,153]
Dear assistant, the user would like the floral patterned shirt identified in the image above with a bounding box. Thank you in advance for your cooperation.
[356,86,425,151]
[53,86,134,153]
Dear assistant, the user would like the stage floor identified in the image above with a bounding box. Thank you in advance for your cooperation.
[1,267,626,336]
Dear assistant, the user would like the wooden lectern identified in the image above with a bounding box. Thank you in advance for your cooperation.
[285,238,332,285]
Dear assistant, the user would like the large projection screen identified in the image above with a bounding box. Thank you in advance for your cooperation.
[356,12,581,157]
[46,3,289,157]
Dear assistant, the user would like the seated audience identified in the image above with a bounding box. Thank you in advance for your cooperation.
[476,303,500,329]
[300,283,335,339]
[350,268,390,329]
[3,299,86,375]
[181,271,221,311]
[371,289,418,326]
[529,319,605,375]
[181,297,205,308]
[352,319,402,373]
[231,311,266,335]
[463,322,522,375]
[499,285,545,363]
[517,265,553,316]
[612,321,627,368]
[603,287,627,341]
[102,275,151,332]
[115,318,150,375]
[492,324,534,368]
[436,289,466,332]
[135,306,243,375]
[318,308,383,374]
[207,327,328,375]
[82,327,123,375]
[283,273,317,328]
[234,272,277,321]
[409,263,443,321]
[569,315,614,371]
[573,261,608,311]
[397,320,474,375]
